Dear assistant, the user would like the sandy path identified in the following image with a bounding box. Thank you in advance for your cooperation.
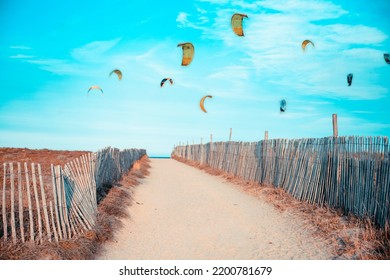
[98,159,333,260]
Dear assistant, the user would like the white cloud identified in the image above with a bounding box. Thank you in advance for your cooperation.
[11,39,123,76]
[176,12,189,26]
[71,38,121,62]
[198,0,229,4]
[259,0,348,20]
[207,65,249,80]
[198,16,209,24]
[196,6,208,14]
[232,0,262,10]
[9,54,35,59]
[176,11,209,29]
[9,45,31,50]
[323,24,388,45]
[25,59,83,75]
[342,48,383,59]
[351,111,373,114]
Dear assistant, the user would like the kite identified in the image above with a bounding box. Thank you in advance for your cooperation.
[231,13,248,36]
[200,95,213,113]
[177,42,194,66]
[109,69,122,80]
[347,73,353,86]
[302,40,314,51]
[384,53,390,64]
[160,78,173,87]
[87,85,103,94]
[280,99,287,112]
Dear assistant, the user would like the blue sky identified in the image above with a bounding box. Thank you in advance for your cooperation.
[1,0,389,156]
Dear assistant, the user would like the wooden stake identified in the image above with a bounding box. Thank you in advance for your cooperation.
[32,163,43,244]
[2,163,8,242]
[49,201,59,243]
[89,153,97,208]
[264,130,269,140]
[60,166,74,237]
[17,163,24,243]
[332,114,338,137]
[10,163,16,244]
[38,164,51,242]
[56,166,68,239]
[229,128,232,142]
[51,164,62,240]
[24,163,34,244]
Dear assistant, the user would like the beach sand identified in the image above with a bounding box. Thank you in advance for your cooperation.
[98,158,332,260]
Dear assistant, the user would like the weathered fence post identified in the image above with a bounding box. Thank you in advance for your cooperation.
[38,164,51,242]
[31,163,43,244]
[264,131,269,140]
[332,114,338,138]
[24,162,34,244]
[51,164,63,240]
[49,201,59,243]
[2,163,8,243]
[10,163,16,244]
[229,128,232,142]
[17,163,24,243]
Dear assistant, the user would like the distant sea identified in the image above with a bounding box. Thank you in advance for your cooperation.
[148,155,171,159]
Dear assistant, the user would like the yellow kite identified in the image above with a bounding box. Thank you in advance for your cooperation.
[302,39,315,51]
[109,69,122,80]
[87,85,103,94]
[177,42,194,66]
[200,95,213,113]
[231,13,248,36]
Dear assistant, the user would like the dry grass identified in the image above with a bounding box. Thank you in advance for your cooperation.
[0,155,151,260]
[172,155,390,260]
[0,148,90,187]
[0,148,91,231]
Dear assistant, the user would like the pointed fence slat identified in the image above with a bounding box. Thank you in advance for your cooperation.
[49,201,59,243]
[24,163,34,244]
[2,163,7,243]
[31,163,43,244]
[10,163,16,244]
[17,163,24,243]
[38,164,51,242]
[56,166,67,239]
[51,164,63,240]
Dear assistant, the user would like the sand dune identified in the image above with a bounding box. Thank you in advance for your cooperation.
[98,158,332,260]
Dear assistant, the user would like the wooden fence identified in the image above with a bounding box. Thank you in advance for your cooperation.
[172,136,390,229]
[0,147,146,244]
